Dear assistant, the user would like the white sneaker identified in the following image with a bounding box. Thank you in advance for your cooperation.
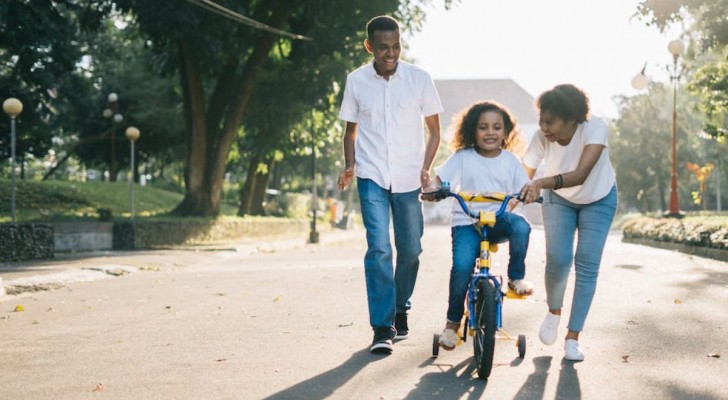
[564,339,585,361]
[508,279,534,296]
[439,327,459,350]
[539,312,560,345]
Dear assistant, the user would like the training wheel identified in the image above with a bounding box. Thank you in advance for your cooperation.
[517,334,526,358]
[432,333,440,357]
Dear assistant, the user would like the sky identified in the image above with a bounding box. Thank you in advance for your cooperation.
[403,0,685,120]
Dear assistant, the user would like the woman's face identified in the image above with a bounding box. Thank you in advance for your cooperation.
[474,110,505,157]
[539,110,577,144]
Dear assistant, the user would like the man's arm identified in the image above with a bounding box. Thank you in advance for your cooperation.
[337,121,358,190]
[421,113,441,188]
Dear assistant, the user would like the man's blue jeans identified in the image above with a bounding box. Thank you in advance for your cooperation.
[447,212,531,323]
[357,178,423,332]
[542,185,617,332]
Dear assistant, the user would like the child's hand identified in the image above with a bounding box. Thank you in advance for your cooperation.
[337,168,355,190]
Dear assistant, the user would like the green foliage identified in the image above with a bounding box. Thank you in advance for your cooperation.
[0,178,188,222]
[0,0,110,161]
[636,0,728,140]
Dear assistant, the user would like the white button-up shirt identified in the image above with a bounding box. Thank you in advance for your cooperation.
[339,61,443,193]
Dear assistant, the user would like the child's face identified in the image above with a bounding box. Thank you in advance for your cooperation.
[474,110,506,157]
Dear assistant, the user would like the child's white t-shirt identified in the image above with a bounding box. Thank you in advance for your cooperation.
[435,148,529,227]
[522,117,616,204]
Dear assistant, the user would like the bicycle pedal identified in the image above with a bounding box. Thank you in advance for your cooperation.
[505,289,527,299]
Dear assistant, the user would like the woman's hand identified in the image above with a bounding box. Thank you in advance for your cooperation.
[520,180,544,204]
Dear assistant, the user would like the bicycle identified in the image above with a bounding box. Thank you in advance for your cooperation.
[422,181,542,380]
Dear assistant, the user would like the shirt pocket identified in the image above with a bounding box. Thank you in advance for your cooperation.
[395,95,420,126]
[359,99,377,123]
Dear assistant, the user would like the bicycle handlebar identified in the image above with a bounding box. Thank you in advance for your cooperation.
[421,182,543,220]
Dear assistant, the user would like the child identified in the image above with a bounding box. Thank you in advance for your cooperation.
[424,100,533,350]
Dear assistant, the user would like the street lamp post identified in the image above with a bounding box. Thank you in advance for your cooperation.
[125,126,140,221]
[103,93,123,182]
[667,39,685,217]
[3,98,23,224]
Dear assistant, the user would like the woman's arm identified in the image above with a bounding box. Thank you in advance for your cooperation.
[519,144,604,203]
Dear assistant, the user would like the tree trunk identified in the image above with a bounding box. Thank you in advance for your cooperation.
[237,154,261,216]
[249,158,275,216]
[172,4,297,217]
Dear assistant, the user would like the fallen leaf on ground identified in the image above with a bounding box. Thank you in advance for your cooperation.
[338,322,354,327]
[708,353,720,358]
[215,358,227,362]
[674,299,683,304]
[273,296,281,302]
[14,305,24,312]
[92,383,104,392]
[622,355,629,363]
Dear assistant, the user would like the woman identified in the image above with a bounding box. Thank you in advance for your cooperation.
[519,84,618,361]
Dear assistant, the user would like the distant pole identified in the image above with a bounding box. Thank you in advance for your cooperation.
[125,126,140,220]
[3,98,23,224]
[666,39,684,217]
[309,117,319,244]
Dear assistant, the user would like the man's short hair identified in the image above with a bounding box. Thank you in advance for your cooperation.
[366,15,400,40]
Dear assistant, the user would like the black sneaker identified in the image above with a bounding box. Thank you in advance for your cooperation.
[370,328,393,354]
[394,312,409,340]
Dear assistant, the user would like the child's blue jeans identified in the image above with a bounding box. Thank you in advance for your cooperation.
[446,212,531,323]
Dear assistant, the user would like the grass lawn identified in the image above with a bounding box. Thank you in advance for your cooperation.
[0,179,237,223]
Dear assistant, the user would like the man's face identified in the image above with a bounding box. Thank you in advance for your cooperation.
[365,29,401,76]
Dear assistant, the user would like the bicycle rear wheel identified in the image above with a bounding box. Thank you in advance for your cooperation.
[473,278,497,379]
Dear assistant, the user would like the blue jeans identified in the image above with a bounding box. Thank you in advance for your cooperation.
[447,212,531,323]
[357,178,423,333]
[542,185,617,332]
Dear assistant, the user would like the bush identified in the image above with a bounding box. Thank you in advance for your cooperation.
[622,216,728,249]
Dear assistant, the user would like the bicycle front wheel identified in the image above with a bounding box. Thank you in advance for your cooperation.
[473,278,497,379]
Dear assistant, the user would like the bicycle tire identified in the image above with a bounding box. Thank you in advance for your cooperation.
[473,278,497,379]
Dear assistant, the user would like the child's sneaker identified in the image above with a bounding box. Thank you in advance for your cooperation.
[438,321,460,351]
[508,279,534,296]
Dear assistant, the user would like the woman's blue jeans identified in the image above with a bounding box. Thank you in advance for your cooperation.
[542,185,617,332]
[357,178,423,331]
[447,212,531,323]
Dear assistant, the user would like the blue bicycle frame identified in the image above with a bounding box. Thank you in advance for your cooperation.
[423,181,540,336]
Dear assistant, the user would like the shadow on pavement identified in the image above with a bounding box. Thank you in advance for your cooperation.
[404,357,486,399]
[514,357,582,399]
[555,358,582,399]
[261,348,380,400]
[513,356,552,399]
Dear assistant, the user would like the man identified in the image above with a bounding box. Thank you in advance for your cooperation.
[337,15,442,354]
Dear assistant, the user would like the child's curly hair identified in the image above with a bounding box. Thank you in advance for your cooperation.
[450,100,524,154]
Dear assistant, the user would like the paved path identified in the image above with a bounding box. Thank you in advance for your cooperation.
[1,225,727,399]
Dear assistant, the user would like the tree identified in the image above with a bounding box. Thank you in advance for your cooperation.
[112,0,448,217]
[612,84,705,213]
[0,1,110,175]
[636,0,728,139]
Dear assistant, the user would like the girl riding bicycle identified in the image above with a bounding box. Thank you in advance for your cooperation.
[424,100,534,350]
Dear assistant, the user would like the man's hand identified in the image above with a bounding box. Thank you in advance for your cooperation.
[337,167,355,190]
[420,169,431,189]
